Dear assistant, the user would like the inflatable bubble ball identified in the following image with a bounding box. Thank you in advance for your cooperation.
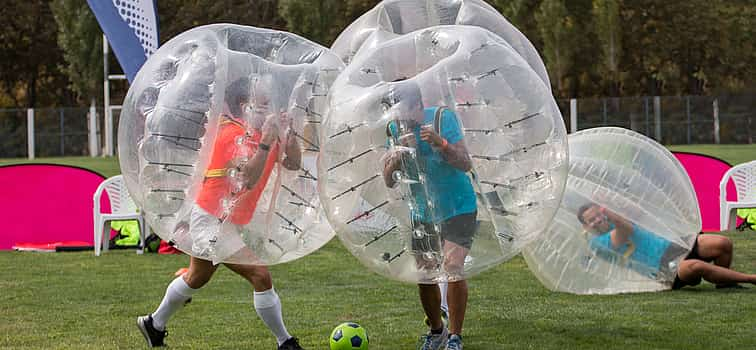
[118,24,344,265]
[522,127,701,294]
[330,0,550,89]
[319,25,568,284]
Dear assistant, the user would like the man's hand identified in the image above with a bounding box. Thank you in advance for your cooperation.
[420,125,444,148]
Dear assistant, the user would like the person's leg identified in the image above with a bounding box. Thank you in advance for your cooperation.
[418,283,448,349]
[677,259,756,286]
[152,256,216,330]
[443,241,468,336]
[418,283,444,330]
[694,234,733,268]
[226,263,292,346]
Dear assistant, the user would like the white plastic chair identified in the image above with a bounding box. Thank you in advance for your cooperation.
[93,175,147,255]
[720,160,756,231]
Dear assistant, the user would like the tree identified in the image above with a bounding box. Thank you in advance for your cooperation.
[158,0,286,44]
[489,0,542,48]
[51,0,103,104]
[278,0,377,46]
[0,2,71,107]
[592,0,622,96]
[534,0,579,97]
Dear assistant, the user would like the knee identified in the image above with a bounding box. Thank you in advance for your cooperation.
[712,236,733,255]
[685,260,708,275]
[721,237,733,254]
[243,266,272,285]
[183,270,211,289]
[443,257,464,276]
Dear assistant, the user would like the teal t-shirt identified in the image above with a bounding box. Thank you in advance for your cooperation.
[590,224,671,277]
[387,107,477,223]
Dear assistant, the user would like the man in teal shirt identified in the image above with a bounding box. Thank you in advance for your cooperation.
[382,80,476,350]
[579,203,756,289]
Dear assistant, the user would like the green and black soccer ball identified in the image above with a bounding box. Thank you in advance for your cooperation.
[329,322,368,350]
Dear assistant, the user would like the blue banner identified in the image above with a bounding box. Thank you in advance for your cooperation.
[87,0,160,82]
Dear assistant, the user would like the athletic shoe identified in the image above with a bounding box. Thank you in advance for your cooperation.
[446,334,463,350]
[136,314,167,347]
[423,309,449,328]
[278,336,304,350]
[417,327,448,350]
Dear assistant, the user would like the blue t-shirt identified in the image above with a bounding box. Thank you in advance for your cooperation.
[388,107,477,223]
[590,224,671,277]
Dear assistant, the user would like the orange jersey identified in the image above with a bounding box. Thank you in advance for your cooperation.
[196,115,280,225]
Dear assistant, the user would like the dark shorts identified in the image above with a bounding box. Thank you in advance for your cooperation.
[671,234,715,290]
[411,212,478,252]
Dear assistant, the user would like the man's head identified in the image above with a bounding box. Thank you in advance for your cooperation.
[577,203,611,234]
[382,79,424,125]
[225,77,251,118]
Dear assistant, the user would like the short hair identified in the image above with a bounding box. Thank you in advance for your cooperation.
[577,203,599,224]
[225,77,250,117]
[381,79,423,120]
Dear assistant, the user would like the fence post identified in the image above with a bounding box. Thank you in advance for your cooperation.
[60,109,65,156]
[89,100,99,157]
[686,96,691,144]
[713,99,720,144]
[570,98,577,133]
[644,97,650,136]
[103,35,113,157]
[27,108,35,159]
[653,96,662,142]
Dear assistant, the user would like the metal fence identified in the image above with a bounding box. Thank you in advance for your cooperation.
[558,94,755,145]
[0,94,753,159]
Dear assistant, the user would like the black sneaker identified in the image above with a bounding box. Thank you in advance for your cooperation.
[136,314,167,347]
[278,336,304,350]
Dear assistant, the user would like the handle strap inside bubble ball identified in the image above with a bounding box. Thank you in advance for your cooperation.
[385,106,446,140]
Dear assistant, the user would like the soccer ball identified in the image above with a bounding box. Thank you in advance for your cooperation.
[329,322,368,350]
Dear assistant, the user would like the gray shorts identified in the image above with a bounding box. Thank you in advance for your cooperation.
[411,212,478,252]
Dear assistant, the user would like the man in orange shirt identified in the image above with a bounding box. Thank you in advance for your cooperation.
[137,77,305,350]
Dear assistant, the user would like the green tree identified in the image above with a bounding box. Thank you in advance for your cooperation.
[158,0,286,43]
[489,0,542,48]
[51,0,103,104]
[592,0,622,96]
[0,2,71,107]
[535,0,578,97]
[278,0,377,46]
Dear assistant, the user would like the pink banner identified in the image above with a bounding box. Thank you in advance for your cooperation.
[0,164,109,250]
[673,152,738,232]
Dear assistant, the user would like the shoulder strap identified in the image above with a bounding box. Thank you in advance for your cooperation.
[433,106,447,135]
[386,120,397,139]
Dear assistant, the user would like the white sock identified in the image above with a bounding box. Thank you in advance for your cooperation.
[254,287,291,345]
[439,281,449,315]
[151,276,198,331]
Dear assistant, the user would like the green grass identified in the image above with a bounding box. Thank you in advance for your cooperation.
[667,144,756,165]
[0,156,121,178]
[2,234,756,349]
[1,145,755,349]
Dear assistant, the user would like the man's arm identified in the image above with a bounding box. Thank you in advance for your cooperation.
[605,208,635,249]
[419,126,472,172]
[242,119,278,189]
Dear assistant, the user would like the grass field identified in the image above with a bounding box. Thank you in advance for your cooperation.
[1,145,755,349]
